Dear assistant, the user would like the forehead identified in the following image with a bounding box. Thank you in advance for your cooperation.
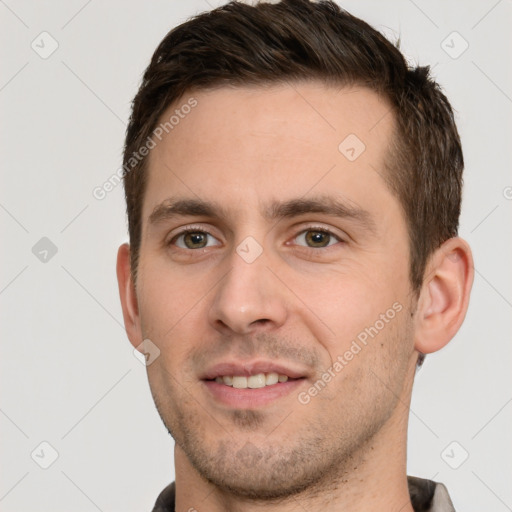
[143,81,397,223]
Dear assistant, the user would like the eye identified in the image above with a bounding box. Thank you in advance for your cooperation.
[170,229,221,250]
[293,228,342,249]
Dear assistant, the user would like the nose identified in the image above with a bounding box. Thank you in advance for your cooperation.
[208,246,288,336]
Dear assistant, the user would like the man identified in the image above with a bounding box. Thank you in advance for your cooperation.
[116,1,474,510]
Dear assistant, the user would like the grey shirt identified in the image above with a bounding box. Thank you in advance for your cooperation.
[151,476,456,511]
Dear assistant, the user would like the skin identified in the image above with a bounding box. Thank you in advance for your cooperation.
[117,81,474,512]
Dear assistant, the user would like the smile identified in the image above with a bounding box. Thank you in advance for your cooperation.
[211,372,291,389]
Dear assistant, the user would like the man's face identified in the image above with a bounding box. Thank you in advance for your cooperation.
[134,82,418,498]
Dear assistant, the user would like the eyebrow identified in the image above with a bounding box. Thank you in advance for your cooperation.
[148,195,377,234]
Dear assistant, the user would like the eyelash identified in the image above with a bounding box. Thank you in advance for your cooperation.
[167,224,345,252]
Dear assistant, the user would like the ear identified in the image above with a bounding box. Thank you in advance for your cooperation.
[413,237,474,355]
[116,243,143,349]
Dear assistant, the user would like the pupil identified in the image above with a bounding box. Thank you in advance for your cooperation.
[186,232,206,248]
[307,230,328,247]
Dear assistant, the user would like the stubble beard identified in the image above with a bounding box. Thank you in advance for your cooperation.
[150,378,398,502]
[147,310,414,501]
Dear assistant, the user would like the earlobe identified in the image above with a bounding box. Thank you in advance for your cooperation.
[116,243,142,348]
[414,237,474,355]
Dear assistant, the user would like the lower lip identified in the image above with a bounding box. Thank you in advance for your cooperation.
[203,379,304,408]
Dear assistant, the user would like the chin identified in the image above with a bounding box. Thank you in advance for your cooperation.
[182,436,334,501]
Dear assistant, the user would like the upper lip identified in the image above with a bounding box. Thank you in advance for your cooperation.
[201,360,308,380]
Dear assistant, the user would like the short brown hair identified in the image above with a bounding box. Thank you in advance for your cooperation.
[123,0,463,297]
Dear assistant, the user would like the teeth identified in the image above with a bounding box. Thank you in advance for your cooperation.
[232,376,247,389]
[247,373,266,388]
[265,372,279,385]
[213,372,291,388]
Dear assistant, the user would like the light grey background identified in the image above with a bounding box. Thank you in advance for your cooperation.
[1,1,511,510]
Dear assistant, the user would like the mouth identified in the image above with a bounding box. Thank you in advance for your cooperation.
[201,361,308,408]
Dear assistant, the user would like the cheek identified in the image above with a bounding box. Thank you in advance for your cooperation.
[296,266,403,348]
[137,278,177,338]
[138,242,211,323]
[136,265,200,359]
[312,301,413,411]
[137,259,225,382]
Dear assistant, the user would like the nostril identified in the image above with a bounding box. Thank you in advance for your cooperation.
[251,318,270,326]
